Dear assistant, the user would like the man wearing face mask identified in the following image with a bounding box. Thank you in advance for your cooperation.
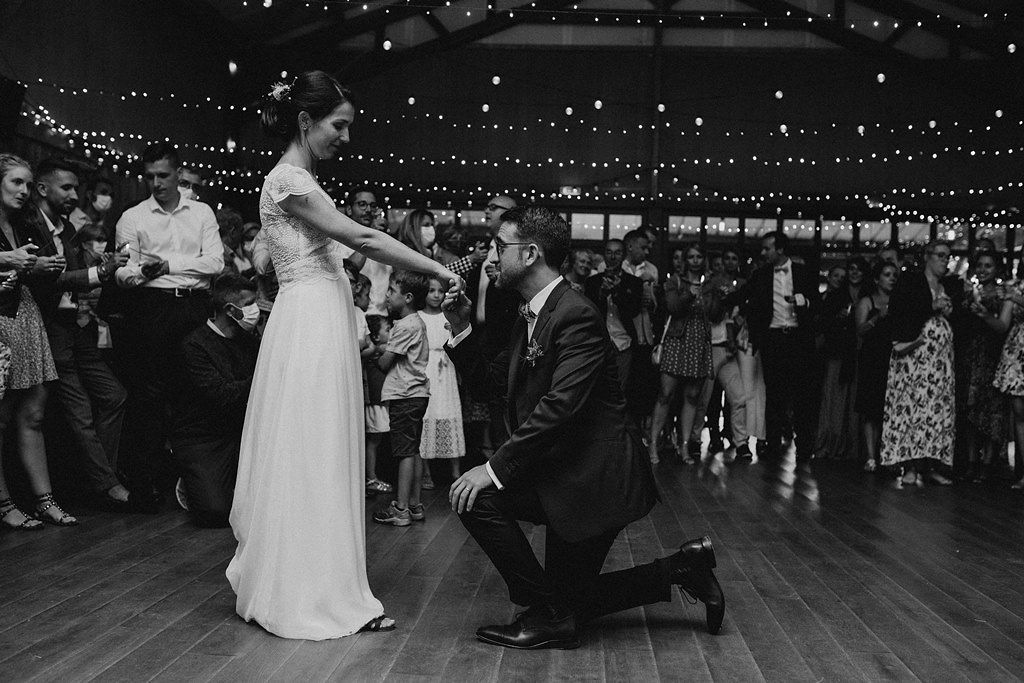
[69,177,117,234]
[178,166,205,203]
[26,158,132,508]
[170,274,259,528]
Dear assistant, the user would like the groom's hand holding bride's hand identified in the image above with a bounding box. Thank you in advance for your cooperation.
[441,277,472,337]
[449,465,493,513]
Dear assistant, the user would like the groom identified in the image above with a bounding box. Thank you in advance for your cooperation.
[443,207,725,649]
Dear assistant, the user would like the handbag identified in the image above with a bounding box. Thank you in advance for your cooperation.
[650,315,671,366]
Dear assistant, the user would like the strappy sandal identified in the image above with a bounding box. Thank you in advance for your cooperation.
[359,615,396,632]
[34,493,78,526]
[0,498,43,530]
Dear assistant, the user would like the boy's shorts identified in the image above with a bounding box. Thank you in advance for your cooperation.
[388,397,428,459]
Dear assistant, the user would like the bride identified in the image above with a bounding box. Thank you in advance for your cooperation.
[226,70,461,639]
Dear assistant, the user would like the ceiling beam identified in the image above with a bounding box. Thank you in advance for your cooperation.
[268,0,449,51]
[336,0,579,83]
[851,0,1017,58]
[737,0,912,59]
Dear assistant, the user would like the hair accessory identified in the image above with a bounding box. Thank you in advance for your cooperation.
[268,81,292,101]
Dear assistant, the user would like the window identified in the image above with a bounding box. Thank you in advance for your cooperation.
[781,218,815,241]
[571,213,605,241]
[897,222,930,245]
[976,225,1007,251]
[458,209,486,228]
[608,214,642,239]
[744,217,777,237]
[821,220,853,243]
[705,217,740,237]
[937,221,969,250]
[859,221,890,247]
[668,216,701,240]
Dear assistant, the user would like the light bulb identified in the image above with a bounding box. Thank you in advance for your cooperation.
[775,90,783,99]
[694,117,703,126]
[492,75,501,85]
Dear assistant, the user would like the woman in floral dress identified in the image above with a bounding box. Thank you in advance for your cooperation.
[880,240,959,488]
[993,260,1024,489]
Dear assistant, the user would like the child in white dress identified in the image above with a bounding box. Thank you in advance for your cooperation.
[417,276,465,480]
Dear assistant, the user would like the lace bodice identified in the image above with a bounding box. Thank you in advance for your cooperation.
[259,164,345,285]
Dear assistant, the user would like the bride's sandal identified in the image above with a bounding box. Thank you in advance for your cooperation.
[1,498,43,530]
[34,493,78,526]
[359,615,396,633]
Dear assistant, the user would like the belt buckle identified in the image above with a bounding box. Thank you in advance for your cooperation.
[174,288,186,298]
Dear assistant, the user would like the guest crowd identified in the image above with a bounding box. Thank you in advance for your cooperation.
[2,142,1024,532]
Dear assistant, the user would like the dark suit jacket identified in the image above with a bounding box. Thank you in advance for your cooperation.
[889,271,964,343]
[728,260,821,351]
[583,269,643,347]
[447,278,658,543]
[464,262,521,344]
[20,209,100,322]
[171,323,259,442]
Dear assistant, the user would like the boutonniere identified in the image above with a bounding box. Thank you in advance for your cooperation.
[523,339,544,368]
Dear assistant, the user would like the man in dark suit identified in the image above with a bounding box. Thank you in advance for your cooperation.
[728,230,821,459]
[170,274,259,528]
[29,158,131,507]
[583,238,643,392]
[443,207,724,650]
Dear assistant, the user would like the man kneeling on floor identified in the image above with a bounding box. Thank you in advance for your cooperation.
[171,274,260,527]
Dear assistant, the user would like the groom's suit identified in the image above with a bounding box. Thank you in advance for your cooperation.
[447,278,665,620]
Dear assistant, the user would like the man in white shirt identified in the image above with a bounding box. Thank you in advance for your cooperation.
[583,239,642,393]
[115,142,224,508]
[30,158,131,508]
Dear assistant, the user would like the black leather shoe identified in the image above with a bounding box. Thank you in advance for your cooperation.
[476,606,580,650]
[670,536,726,635]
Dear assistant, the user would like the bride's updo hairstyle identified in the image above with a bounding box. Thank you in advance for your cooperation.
[260,70,355,141]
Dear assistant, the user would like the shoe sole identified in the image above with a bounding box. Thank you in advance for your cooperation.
[373,517,411,526]
[475,633,580,650]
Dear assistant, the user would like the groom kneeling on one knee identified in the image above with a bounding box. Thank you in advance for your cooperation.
[441,206,725,650]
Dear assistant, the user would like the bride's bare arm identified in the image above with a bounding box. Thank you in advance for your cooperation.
[279,191,449,280]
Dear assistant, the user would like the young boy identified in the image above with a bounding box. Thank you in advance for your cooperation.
[372,271,431,526]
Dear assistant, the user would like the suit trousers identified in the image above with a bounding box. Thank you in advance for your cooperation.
[171,433,239,528]
[46,314,127,493]
[760,328,818,455]
[459,487,671,623]
[121,289,211,493]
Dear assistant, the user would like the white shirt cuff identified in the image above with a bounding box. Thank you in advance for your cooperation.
[485,461,504,490]
[87,266,100,286]
[447,323,473,348]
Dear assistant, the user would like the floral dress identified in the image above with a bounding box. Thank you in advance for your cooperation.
[880,314,955,467]
[659,275,712,380]
[965,284,1009,440]
[994,280,1024,397]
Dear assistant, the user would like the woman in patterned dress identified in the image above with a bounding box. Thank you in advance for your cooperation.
[648,245,712,465]
[962,252,1013,482]
[0,153,76,530]
[880,240,959,488]
[993,258,1024,489]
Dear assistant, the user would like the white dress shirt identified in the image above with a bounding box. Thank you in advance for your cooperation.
[770,258,799,329]
[115,195,224,289]
[449,276,564,489]
[40,209,99,310]
[621,259,658,344]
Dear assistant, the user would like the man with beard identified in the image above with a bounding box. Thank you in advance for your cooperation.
[28,158,130,508]
[442,207,725,649]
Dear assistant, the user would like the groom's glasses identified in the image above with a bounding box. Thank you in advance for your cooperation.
[494,238,532,256]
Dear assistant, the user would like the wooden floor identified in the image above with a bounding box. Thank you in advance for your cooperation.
[3,452,1024,682]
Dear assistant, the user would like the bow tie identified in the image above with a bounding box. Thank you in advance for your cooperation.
[774,265,789,273]
[519,303,537,322]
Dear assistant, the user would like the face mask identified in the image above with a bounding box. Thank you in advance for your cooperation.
[92,195,113,212]
[179,186,196,201]
[91,240,108,255]
[420,225,436,248]
[229,302,260,332]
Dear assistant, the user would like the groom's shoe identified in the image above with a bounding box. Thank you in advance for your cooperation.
[670,536,726,635]
[475,605,580,650]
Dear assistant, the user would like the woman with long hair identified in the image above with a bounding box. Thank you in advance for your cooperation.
[993,253,1024,489]
[854,260,898,472]
[226,71,461,639]
[397,208,436,258]
[0,153,76,529]
[648,244,712,465]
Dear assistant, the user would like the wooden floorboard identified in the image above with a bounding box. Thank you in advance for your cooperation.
[2,454,1024,681]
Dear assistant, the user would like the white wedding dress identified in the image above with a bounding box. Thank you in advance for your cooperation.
[226,164,383,640]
